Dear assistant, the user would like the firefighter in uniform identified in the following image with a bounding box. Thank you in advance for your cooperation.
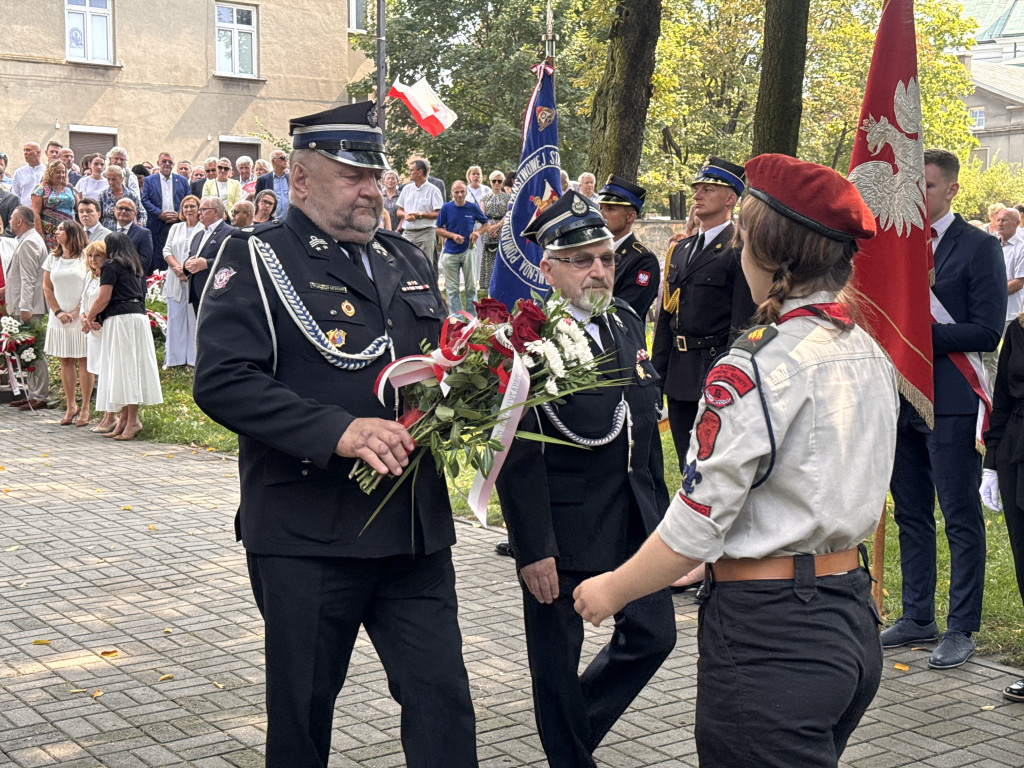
[652,156,755,473]
[574,154,899,768]
[596,174,660,321]
[192,102,478,768]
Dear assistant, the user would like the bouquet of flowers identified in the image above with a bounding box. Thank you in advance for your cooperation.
[353,293,624,532]
[145,271,166,304]
[1,315,45,394]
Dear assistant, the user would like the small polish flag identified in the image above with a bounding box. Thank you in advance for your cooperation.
[388,77,458,137]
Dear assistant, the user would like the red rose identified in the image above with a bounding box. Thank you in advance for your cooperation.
[474,297,511,325]
[513,299,547,334]
[509,321,541,353]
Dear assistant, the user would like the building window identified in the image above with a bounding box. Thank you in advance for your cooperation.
[215,3,257,77]
[68,126,118,160]
[348,0,367,32]
[219,137,261,166]
[65,0,113,64]
[970,107,986,130]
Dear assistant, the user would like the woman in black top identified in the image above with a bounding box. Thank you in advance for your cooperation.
[83,233,163,441]
[982,317,1024,702]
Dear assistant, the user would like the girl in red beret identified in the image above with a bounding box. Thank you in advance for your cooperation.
[574,155,900,768]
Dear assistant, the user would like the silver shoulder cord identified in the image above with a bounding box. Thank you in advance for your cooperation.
[540,396,635,472]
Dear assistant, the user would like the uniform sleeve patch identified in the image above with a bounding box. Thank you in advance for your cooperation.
[681,459,703,494]
[696,410,721,460]
[704,384,734,409]
[636,270,651,286]
[212,267,237,290]
[706,364,754,396]
[731,324,779,355]
[678,492,711,517]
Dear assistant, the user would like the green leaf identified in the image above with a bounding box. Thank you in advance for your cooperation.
[436,405,455,422]
[515,431,590,448]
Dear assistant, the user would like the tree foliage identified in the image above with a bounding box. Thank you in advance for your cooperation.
[955,157,1024,220]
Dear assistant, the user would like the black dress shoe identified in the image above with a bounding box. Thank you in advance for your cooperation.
[880,616,939,649]
[928,631,975,669]
[494,540,514,558]
[1003,678,1024,702]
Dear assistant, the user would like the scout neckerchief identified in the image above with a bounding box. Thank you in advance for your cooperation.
[776,302,852,328]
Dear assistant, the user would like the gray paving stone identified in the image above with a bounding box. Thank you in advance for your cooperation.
[1,408,1022,768]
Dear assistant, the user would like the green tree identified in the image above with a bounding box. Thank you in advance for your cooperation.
[752,0,811,157]
[955,156,1024,220]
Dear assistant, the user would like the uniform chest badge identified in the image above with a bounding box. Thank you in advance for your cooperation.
[341,300,356,317]
[636,270,651,286]
[371,241,389,258]
[308,235,329,252]
[212,267,236,290]
[326,328,347,348]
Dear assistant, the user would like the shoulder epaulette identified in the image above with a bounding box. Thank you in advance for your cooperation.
[632,240,653,255]
[230,218,284,240]
[731,325,778,355]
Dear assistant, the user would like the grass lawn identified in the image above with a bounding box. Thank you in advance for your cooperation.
[47,347,1024,666]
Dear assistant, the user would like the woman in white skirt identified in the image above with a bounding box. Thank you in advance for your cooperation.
[42,220,90,425]
[84,232,162,441]
[161,195,200,368]
[79,240,118,432]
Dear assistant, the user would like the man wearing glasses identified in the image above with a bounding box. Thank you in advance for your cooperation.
[184,197,235,311]
[202,157,244,209]
[494,190,674,768]
[112,198,155,274]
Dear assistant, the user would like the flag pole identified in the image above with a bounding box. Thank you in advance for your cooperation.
[376,0,387,135]
[543,0,557,65]
[872,505,886,611]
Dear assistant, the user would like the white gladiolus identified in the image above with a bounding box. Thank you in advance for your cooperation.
[1,316,21,334]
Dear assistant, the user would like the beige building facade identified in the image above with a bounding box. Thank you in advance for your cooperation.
[0,0,372,168]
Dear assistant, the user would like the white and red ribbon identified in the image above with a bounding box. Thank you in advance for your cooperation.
[374,312,480,402]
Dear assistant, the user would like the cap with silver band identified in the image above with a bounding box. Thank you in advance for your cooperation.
[290,101,390,170]
[521,190,613,251]
[594,174,646,212]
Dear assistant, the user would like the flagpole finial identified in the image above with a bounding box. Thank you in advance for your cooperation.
[543,0,557,61]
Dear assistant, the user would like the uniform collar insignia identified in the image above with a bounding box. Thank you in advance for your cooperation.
[308,235,329,252]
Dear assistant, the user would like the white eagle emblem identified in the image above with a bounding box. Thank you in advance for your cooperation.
[847,78,926,237]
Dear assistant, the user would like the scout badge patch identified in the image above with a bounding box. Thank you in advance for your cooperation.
[213,267,236,290]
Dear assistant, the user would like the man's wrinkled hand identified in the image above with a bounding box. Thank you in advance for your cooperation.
[335,417,415,476]
[573,572,624,627]
[520,557,559,604]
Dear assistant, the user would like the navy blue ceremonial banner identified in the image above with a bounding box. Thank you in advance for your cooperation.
[489,62,562,309]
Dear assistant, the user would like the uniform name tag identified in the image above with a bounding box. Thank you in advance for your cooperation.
[309,282,348,293]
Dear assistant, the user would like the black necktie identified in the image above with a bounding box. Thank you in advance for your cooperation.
[687,233,705,265]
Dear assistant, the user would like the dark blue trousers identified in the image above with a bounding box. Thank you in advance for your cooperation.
[519,571,675,768]
[889,404,986,632]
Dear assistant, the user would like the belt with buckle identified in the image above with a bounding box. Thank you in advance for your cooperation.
[675,333,728,353]
[710,548,860,582]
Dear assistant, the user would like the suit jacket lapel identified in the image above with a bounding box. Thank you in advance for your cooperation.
[684,224,733,277]
[367,239,401,312]
[933,216,962,276]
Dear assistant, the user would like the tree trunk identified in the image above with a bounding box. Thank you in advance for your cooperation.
[585,0,662,183]
[751,0,810,157]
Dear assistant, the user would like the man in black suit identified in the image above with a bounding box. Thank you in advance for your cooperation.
[184,197,236,312]
[883,149,1007,669]
[190,157,217,199]
[255,149,291,218]
[111,198,155,274]
[495,191,675,768]
[192,102,477,768]
[652,156,755,472]
[596,175,660,321]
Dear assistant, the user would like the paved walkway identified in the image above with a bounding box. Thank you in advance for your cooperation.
[0,407,1022,768]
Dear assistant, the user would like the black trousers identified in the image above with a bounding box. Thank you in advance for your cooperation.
[993,411,1024,605]
[520,570,675,768]
[667,397,700,474]
[247,549,478,768]
[696,562,882,768]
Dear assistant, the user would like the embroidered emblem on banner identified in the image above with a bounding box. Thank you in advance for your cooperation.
[326,328,347,348]
[678,493,712,518]
[696,410,721,460]
[706,364,755,397]
[213,267,236,290]
[636,270,651,286]
[536,106,556,131]
[682,459,703,495]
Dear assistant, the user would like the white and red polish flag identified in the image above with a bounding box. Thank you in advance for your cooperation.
[388,77,458,137]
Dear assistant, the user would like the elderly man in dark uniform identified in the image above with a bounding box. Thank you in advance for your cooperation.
[495,191,675,768]
[652,156,755,473]
[595,174,660,321]
[192,102,478,768]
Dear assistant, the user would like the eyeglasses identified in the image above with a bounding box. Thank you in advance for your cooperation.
[546,253,621,269]
[218,166,230,171]
[491,179,503,184]
[198,206,217,212]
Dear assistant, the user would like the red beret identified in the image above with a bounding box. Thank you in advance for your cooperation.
[744,154,876,242]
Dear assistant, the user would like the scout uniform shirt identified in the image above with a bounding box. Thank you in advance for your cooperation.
[656,292,899,563]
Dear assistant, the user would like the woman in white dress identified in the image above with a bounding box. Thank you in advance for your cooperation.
[42,220,90,425]
[161,195,201,368]
[79,240,117,432]
[84,232,163,441]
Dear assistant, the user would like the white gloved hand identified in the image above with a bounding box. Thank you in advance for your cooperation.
[981,468,1002,512]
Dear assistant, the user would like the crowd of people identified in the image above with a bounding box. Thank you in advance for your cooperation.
[2,115,1023,768]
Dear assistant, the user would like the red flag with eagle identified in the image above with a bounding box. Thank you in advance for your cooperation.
[848,0,934,427]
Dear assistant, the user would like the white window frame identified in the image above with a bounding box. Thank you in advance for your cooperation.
[214,2,259,78]
[348,0,368,33]
[65,0,114,65]
[970,107,986,130]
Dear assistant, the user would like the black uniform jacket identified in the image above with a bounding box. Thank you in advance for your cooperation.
[651,223,755,401]
[612,233,660,321]
[495,299,669,573]
[193,208,455,558]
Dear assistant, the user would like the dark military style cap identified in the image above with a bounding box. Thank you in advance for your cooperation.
[289,101,390,170]
[594,175,646,212]
[521,190,612,251]
[692,155,746,196]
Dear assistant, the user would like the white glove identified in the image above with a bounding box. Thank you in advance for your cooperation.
[981,468,1002,512]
